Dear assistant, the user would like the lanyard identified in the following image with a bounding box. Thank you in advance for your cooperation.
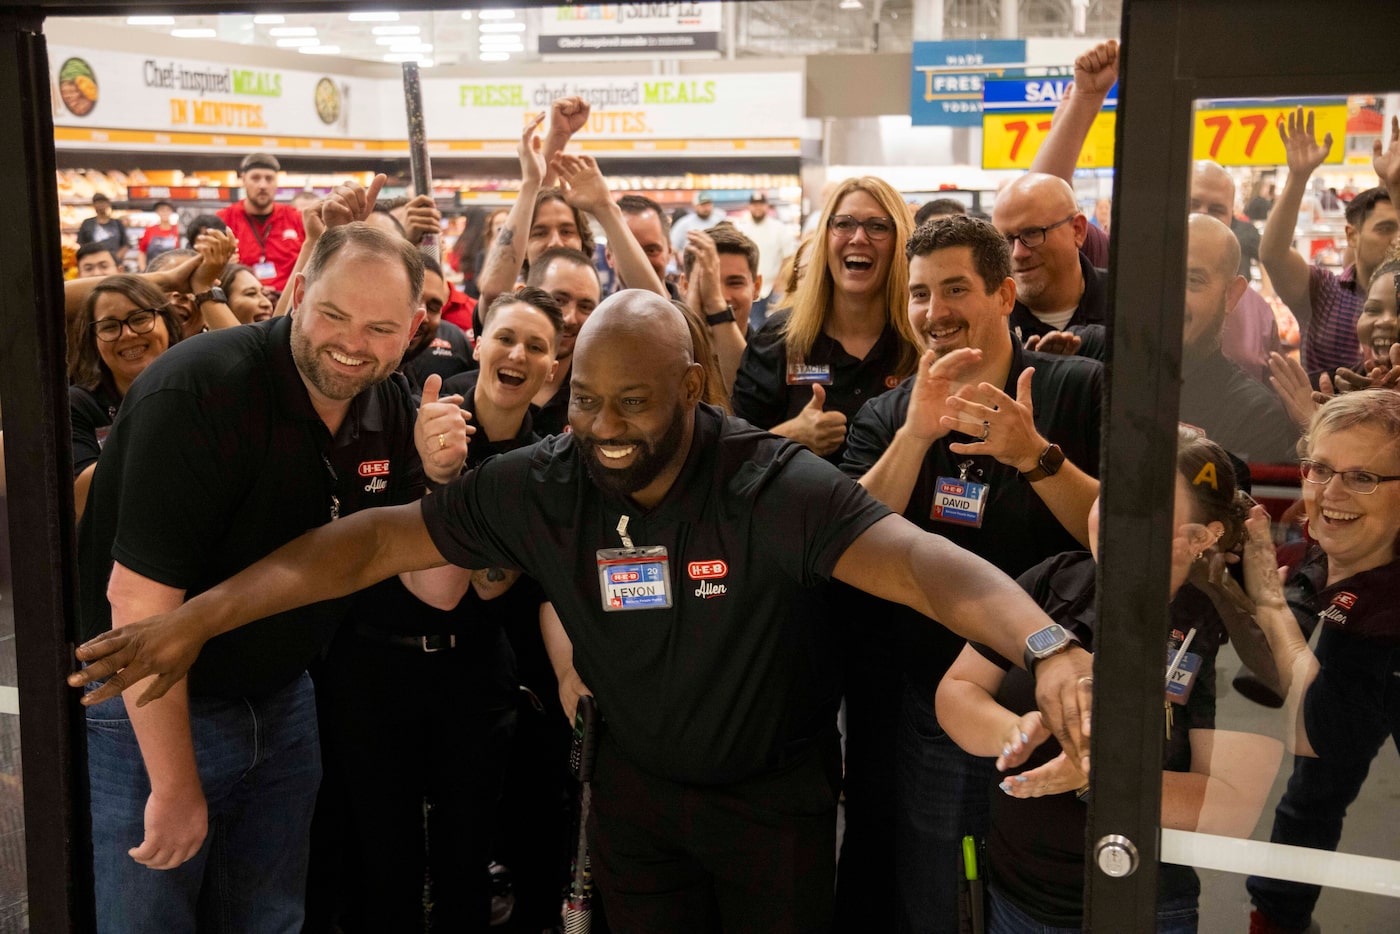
[321,454,341,521]
[246,209,274,259]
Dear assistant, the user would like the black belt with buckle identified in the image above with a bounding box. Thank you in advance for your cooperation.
[351,621,457,653]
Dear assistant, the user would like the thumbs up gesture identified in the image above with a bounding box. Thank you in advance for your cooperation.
[414,373,473,484]
[791,383,848,456]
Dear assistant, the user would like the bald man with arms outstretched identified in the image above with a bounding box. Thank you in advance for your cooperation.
[72,290,1094,934]
[992,173,1110,359]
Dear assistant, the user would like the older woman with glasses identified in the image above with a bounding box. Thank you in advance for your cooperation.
[68,274,182,520]
[1244,389,1400,934]
[731,176,920,465]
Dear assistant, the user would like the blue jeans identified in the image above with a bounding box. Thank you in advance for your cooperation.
[989,886,1198,933]
[86,672,322,934]
[1248,629,1400,929]
[895,673,995,933]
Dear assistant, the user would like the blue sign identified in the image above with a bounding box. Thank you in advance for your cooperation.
[982,77,1118,112]
[911,40,1026,127]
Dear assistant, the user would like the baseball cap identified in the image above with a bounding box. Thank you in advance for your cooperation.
[92,193,110,204]
[239,152,281,174]
[696,193,714,205]
[749,192,768,204]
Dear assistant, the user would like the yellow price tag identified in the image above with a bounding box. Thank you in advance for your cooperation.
[1191,103,1347,166]
[982,111,1116,170]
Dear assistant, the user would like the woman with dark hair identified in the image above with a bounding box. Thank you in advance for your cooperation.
[68,274,182,520]
[220,262,275,323]
[731,176,920,465]
[937,426,1283,933]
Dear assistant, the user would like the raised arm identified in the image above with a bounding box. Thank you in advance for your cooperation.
[1029,40,1118,183]
[1373,115,1400,218]
[66,253,201,330]
[682,229,746,395]
[188,229,241,330]
[274,175,388,318]
[1261,108,1333,322]
[477,114,547,311]
[833,513,1094,770]
[553,152,665,296]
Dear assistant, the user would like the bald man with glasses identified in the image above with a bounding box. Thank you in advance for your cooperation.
[992,173,1111,360]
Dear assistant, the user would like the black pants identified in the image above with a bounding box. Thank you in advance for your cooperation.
[312,624,518,933]
[589,731,842,934]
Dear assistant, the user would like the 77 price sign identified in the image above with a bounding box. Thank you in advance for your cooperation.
[982,110,1117,170]
[1192,100,1347,167]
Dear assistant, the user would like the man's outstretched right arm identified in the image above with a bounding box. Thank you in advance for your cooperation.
[70,500,448,706]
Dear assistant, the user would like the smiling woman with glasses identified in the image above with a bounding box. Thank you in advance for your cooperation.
[67,274,183,520]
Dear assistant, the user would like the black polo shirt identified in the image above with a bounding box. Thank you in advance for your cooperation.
[400,319,477,394]
[526,358,572,439]
[70,382,122,477]
[1008,253,1110,361]
[731,309,909,465]
[78,315,423,699]
[1180,348,1299,465]
[421,403,891,784]
[440,367,539,456]
[840,342,1103,693]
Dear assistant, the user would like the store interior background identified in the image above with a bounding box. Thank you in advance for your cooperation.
[6,0,1398,930]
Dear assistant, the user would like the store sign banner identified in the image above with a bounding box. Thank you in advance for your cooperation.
[539,2,722,55]
[910,40,1026,127]
[981,77,1117,170]
[49,44,379,140]
[427,72,802,141]
[1192,98,1347,167]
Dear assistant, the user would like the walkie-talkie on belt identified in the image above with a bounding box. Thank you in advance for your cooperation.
[562,694,599,933]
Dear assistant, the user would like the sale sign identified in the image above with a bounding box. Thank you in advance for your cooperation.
[981,77,1117,170]
[1191,98,1347,166]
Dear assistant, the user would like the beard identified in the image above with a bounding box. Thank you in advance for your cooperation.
[578,403,687,498]
[290,321,396,402]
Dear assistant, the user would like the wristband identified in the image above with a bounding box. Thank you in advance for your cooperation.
[705,305,736,326]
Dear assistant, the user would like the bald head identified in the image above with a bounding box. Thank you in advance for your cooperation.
[1190,161,1237,227]
[576,289,694,370]
[995,173,1079,218]
[991,173,1088,314]
[1188,213,1241,279]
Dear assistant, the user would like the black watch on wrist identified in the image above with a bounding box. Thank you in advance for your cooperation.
[1023,623,1081,675]
[193,286,227,307]
[705,304,736,326]
[1021,443,1065,482]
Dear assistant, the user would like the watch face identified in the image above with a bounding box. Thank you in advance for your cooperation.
[1027,624,1067,656]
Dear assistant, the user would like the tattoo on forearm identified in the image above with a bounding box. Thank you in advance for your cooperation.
[487,567,506,582]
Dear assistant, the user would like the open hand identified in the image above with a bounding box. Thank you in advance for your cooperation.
[944,368,1046,472]
[1278,107,1333,179]
[554,152,613,217]
[1025,330,1082,355]
[68,611,205,707]
[322,174,387,228]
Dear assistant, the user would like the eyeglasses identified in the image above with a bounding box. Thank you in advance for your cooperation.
[91,309,160,342]
[828,214,896,241]
[1004,215,1077,250]
[1300,459,1400,494]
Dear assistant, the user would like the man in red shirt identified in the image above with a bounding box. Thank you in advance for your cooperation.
[217,152,304,292]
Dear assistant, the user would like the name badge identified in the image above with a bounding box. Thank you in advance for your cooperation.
[931,475,988,528]
[253,260,278,281]
[1164,649,1202,704]
[597,546,673,612]
[786,362,832,385]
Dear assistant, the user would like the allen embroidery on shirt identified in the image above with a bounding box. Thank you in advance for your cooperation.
[1319,591,1357,627]
[359,459,390,493]
[688,560,729,599]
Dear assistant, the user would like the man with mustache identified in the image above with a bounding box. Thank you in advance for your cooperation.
[71,290,1094,934]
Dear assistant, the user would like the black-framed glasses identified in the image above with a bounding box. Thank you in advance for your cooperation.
[91,309,160,342]
[1300,459,1400,494]
[1004,214,1077,249]
[828,214,896,241]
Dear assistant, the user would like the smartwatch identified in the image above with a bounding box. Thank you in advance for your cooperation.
[194,286,228,307]
[1023,623,1080,674]
[705,305,736,326]
[1021,443,1065,482]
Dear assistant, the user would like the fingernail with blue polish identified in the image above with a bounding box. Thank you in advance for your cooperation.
[1002,745,1011,757]
[1021,732,1030,743]
[999,782,1012,794]
[1014,775,1028,782]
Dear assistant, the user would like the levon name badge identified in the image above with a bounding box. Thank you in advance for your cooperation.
[931,476,988,528]
[597,546,673,612]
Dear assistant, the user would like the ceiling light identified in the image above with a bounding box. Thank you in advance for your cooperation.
[126,15,174,25]
[480,22,527,33]
[171,28,218,38]
[479,37,524,48]
[252,14,284,24]
[276,37,319,47]
[299,45,342,55]
[839,0,864,8]
[460,11,474,20]
[479,9,518,20]
[349,11,399,22]
[480,52,512,62]
[268,26,316,37]
[371,25,420,35]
